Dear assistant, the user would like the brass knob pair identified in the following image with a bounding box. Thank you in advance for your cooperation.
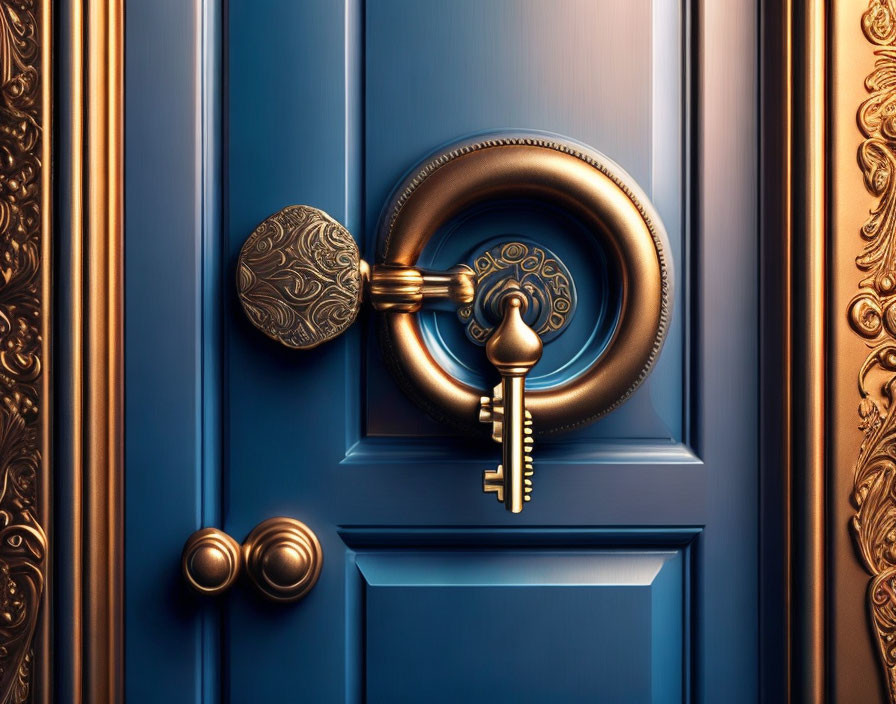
[182,517,322,603]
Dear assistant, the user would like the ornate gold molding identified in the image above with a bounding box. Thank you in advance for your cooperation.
[849,2,896,700]
[0,0,49,702]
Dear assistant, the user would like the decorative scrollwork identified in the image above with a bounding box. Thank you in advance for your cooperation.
[849,5,896,700]
[0,1,45,702]
[866,0,896,46]
[237,205,363,350]
[459,241,576,345]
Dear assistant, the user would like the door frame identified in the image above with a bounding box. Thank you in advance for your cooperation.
[2,0,837,701]
[759,0,824,700]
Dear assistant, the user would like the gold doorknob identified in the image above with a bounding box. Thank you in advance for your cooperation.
[181,517,323,602]
[242,517,323,603]
[181,527,241,596]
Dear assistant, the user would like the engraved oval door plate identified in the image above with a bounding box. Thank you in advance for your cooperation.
[237,205,364,350]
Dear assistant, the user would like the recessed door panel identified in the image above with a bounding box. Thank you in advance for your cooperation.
[363,0,685,443]
[359,550,685,703]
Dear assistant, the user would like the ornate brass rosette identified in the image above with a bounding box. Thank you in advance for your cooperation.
[237,205,363,350]
[459,240,576,345]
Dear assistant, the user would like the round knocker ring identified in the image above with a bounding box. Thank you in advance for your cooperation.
[375,135,673,435]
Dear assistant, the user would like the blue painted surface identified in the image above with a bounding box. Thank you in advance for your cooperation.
[125,1,212,702]
[225,2,356,702]
[125,0,758,701]
[362,0,685,442]
[360,551,684,703]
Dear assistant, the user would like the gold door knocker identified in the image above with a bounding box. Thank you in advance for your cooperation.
[236,133,672,513]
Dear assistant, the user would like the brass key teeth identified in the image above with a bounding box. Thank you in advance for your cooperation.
[523,412,534,500]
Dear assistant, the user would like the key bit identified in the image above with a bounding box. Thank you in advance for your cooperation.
[481,291,542,513]
[483,464,505,502]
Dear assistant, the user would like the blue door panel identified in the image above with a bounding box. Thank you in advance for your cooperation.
[359,551,684,703]
[226,2,355,701]
[363,0,685,444]
[125,1,211,701]
[125,0,759,701]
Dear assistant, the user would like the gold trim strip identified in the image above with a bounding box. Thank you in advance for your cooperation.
[38,0,51,695]
[794,0,827,700]
[67,0,83,698]
[84,0,123,701]
[0,0,51,701]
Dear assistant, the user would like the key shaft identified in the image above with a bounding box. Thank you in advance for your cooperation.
[482,290,542,513]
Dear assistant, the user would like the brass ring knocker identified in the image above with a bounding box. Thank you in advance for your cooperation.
[376,135,672,435]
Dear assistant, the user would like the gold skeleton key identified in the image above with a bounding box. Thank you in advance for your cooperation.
[480,291,542,513]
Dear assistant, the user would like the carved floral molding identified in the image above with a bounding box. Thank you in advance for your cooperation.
[850,1,896,700]
[0,1,46,702]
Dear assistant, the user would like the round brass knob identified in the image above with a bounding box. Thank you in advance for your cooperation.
[242,517,323,603]
[182,527,242,596]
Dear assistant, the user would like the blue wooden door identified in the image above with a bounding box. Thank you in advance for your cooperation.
[125,1,758,702]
